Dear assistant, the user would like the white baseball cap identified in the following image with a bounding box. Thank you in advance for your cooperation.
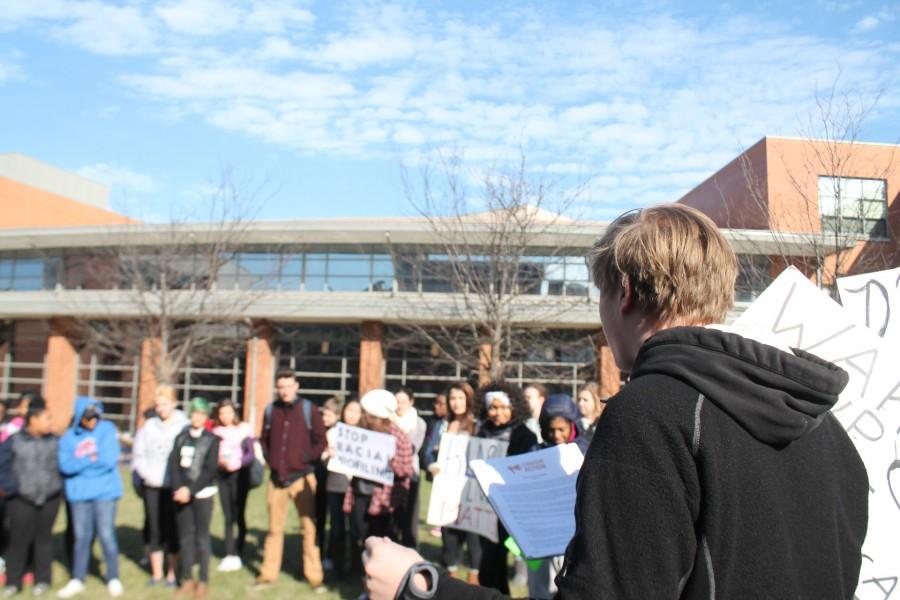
[360,389,397,419]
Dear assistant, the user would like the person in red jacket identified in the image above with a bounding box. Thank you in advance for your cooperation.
[254,369,326,591]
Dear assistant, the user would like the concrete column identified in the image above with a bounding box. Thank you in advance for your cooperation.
[478,341,492,386]
[44,317,78,434]
[137,337,161,429]
[244,321,275,437]
[359,321,385,396]
[596,330,621,398]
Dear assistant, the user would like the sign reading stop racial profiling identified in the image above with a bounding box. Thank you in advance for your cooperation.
[426,434,508,542]
[328,423,396,486]
[734,267,900,599]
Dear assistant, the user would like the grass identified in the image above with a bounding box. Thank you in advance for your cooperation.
[33,471,482,599]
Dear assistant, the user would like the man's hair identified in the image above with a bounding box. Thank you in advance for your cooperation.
[275,368,298,382]
[26,397,47,422]
[322,397,342,414]
[524,383,548,399]
[588,204,737,324]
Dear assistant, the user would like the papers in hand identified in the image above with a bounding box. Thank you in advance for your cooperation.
[469,443,584,559]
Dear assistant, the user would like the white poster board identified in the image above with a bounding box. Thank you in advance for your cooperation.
[470,443,584,559]
[425,434,508,542]
[734,267,900,598]
[327,423,396,486]
[837,266,900,343]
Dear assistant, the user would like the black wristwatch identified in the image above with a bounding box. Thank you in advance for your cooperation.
[395,562,439,600]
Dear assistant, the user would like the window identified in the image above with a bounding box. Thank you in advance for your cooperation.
[735,254,770,302]
[0,257,59,291]
[818,177,888,239]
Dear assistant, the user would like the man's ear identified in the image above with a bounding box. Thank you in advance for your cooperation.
[620,274,635,314]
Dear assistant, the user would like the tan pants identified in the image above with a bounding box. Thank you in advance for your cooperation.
[258,474,323,586]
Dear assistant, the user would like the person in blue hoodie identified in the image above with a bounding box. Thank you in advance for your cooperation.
[56,397,124,599]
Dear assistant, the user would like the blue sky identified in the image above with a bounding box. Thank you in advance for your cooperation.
[1,0,899,222]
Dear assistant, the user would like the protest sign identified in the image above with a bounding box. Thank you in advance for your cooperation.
[469,443,583,559]
[735,266,900,599]
[838,266,900,343]
[425,434,508,542]
[327,423,396,486]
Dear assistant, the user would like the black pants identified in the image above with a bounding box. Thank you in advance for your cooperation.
[315,464,328,551]
[5,495,61,589]
[395,478,419,549]
[479,522,510,594]
[326,491,353,573]
[218,469,249,557]
[442,527,482,571]
[144,487,179,553]
[0,496,7,557]
[175,497,214,583]
[350,494,391,546]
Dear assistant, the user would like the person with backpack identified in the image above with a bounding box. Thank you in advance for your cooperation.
[56,397,124,598]
[254,369,326,592]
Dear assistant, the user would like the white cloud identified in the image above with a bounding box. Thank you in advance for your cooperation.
[853,15,880,31]
[5,2,900,216]
[76,163,157,196]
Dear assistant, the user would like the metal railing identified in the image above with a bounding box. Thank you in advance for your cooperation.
[75,354,140,433]
[175,356,243,409]
[0,354,46,400]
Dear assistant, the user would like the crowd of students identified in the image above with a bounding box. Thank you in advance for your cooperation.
[0,369,606,599]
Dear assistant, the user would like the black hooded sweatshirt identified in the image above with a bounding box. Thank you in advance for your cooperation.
[419,327,868,600]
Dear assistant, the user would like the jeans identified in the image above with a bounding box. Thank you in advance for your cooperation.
[175,497,214,583]
[5,495,61,589]
[70,499,120,581]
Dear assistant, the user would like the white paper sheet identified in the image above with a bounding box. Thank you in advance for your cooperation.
[470,443,584,559]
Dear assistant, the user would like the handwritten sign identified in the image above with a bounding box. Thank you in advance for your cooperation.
[735,267,900,598]
[426,434,508,542]
[838,267,900,342]
[327,423,396,486]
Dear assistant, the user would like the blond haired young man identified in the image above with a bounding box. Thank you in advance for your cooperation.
[363,204,868,599]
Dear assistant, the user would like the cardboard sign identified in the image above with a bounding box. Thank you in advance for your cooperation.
[327,423,396,486]
[735,267,900,598]
[426,434,508,542]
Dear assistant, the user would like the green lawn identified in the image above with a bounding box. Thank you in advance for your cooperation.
[38,471,453,599]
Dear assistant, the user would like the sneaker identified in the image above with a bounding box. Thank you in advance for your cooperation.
[251,578,273,591]
[31,584,49,597]
[55,580,85,599]
[106,579,123,598]
[217,556,242,572]
[1,586,18,598]
[312,585,328,595]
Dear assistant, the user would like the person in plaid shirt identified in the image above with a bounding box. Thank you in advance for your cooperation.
[343,389,415,548]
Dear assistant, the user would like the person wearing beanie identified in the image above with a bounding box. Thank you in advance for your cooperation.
[56,397,124,598]
[168,397,220,600]
[343,389,415,552]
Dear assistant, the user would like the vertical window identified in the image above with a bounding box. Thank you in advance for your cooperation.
[818,177,888,239]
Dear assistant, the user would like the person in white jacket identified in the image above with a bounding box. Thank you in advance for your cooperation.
[132,385,188,587]
[392,388,426,549]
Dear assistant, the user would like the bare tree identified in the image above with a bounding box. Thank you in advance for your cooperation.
[715,78,896,298]
[393,151,595,383]
[71,168,269,385]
